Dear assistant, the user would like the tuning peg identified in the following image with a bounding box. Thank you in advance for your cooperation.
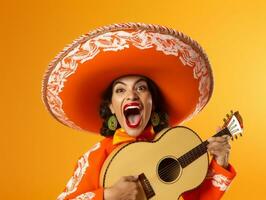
[230,110,234,115]
[234,135,238,140]
[231,137,234,141]
[223,118,227,123]
[226,114,230,119]
[240,133,243,136]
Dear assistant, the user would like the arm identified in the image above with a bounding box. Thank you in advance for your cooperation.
[182,135,236,200]
[182,159,236,200]
[57,141,107,200]
[56,138,140,200]
[104,176,139,200]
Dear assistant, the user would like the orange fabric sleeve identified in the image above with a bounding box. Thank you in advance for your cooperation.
[182,159,236,200]
[56,138,115,200]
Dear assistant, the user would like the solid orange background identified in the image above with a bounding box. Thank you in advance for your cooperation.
[1,0,265,199]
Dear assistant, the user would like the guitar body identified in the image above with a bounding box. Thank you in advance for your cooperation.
[100,126,209,199]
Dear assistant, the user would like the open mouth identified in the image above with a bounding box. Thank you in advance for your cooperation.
[123,103,142,128]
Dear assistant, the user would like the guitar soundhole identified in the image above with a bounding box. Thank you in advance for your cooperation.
[157,157,181,183]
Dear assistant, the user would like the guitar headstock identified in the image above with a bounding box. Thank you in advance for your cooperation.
[222,110,244,140]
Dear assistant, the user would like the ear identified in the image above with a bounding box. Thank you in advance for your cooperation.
[109,103,115,114]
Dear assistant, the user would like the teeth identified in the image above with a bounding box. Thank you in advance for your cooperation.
[125,105,140,111]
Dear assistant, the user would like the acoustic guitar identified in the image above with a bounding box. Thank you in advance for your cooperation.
[100,111,243,199]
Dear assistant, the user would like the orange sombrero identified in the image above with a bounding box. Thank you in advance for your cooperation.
[42,22,213,134]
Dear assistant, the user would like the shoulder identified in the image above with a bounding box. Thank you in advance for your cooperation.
[75,137,115,166]
[82,137,114,156]
[100,136,114,146]
[99,136,116,154]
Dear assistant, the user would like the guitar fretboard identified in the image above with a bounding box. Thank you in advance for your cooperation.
[177,128,230,168]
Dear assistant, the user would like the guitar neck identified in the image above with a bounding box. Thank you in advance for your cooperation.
[177,128,231,168]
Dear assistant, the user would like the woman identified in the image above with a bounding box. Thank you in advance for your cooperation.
[42,23,236,200]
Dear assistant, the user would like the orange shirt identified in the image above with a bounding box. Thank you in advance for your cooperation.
[57,133,236,200]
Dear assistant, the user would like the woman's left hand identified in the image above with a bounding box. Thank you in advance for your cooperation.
[207,134,231,169]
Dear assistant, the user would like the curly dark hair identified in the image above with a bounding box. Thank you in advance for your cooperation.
[99,76,169,137]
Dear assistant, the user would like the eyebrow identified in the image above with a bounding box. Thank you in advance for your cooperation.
[113,78,147,87]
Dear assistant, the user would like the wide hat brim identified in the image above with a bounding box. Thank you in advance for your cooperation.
[42,23,213,134]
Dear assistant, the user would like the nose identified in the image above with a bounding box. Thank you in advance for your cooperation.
[126,89,139,101]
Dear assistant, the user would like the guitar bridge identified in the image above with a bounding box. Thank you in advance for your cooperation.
[138,173,155,199]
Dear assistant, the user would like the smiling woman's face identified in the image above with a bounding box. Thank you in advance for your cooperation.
[109,76,153,137]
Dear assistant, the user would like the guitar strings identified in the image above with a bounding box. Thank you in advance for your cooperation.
[138,151,208,183]
[155,158,184,178]
[144,162,180,183]
[148,159,181,181]
[159,162,179,179]
[154,132,232,179]
[153,130,226,179]
[149,144,208,180]
[145,155,201,183]
[142,116,242,182]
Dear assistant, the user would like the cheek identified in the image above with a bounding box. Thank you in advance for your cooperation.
[144,95,153,115]
[112,102,120,113]
[111,97,124,120]
[111,96,122,112]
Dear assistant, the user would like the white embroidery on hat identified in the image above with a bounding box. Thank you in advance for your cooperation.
[57,142,100,200]
[46,29,211,129]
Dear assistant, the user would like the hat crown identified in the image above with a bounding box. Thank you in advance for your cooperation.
[42,23,213,133]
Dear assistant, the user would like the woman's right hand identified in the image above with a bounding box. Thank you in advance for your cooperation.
[104,176,139,200]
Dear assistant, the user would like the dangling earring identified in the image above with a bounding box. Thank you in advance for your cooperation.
[151,112,160,127]
[107,115,118,131]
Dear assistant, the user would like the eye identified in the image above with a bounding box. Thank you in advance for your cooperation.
[115,88,125,94]
[137,85,147,92]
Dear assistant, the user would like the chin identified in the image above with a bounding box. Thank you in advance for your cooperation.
[125,128,144,137]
